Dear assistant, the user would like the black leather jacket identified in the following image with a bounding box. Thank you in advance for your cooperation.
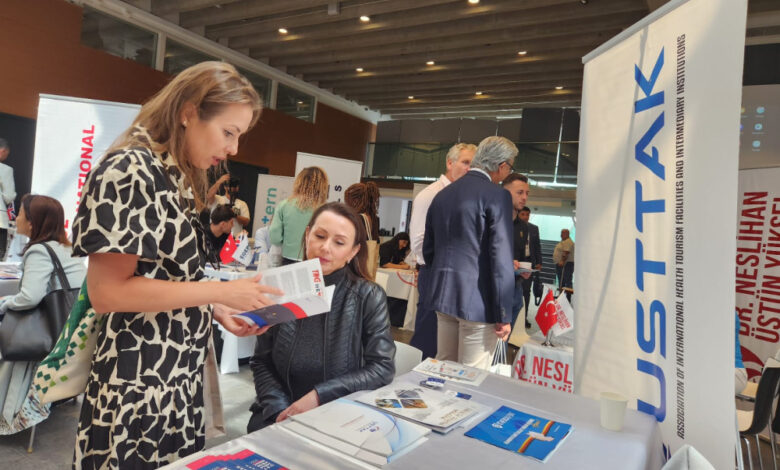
[249,267,396,425]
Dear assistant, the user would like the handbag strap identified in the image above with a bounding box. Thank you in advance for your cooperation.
[360,213,373,241]
[38,242,72,292]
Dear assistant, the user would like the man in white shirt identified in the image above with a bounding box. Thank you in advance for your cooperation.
[408,143,476,359]
[207,175,250,237]
[0,138,16,260]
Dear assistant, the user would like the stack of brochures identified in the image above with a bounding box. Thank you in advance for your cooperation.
[412,358,489,386]
[356,381,486,434]
[280,398,430,467]
[234,259,336,328]
[185,449,288,469]
[465,406,573,462]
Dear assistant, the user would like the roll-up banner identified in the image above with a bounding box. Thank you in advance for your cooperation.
[32,94,140,231]
[295,152,363,203]
[736,167,780,379]
[573,0,747,467]
[252,174,294,234]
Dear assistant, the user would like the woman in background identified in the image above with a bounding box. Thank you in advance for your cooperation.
[248,202,395,432]
[379,232,411,269]
[268,166,329,265]
[0,194,86,434]
[344,181,380,241]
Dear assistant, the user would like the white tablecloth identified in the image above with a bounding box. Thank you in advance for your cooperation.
[0,278,20,297]
[165,371,662,470]
[376,267,415,299]
[512,337,574,393]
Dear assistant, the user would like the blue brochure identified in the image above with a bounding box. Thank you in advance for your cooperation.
[465,406,572,462]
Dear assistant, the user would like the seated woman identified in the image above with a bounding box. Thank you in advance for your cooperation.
[0,194,87,434]
[248,202,395,431]
[379,232,411,270]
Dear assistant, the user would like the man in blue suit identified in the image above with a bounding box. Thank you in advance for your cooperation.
[422,136,518,369]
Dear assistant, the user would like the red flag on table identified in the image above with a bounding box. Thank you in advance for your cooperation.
[535,289,558,336]
[220,233,238,264]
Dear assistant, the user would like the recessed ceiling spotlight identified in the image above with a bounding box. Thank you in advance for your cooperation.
[356,67,364,72]
[408,96,415,100]
[468,0,480,4]
[580,0,588,4]
[555,86,564,90]
[517,51,528,56]
[278,28,288,34]
[475,91,483,96]
[426,60,435,66]
[360,15,370,22]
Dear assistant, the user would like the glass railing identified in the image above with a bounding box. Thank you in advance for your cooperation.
[365,141,579,187]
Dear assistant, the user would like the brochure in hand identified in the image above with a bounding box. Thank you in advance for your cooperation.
[465,406,573,462]
[185,449,288,470]
[281,398,430,467]
[412,358,489,386]
[355,381,485,434]
[235,259,335,328]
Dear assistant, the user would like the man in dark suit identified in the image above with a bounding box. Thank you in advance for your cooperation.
[422,136,517,369]
[502,175,533,331]
[519,206,543,323]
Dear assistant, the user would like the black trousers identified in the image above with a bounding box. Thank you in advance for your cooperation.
[0,228,7,260]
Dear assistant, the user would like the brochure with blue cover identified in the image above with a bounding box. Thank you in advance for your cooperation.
[465,406,573,462]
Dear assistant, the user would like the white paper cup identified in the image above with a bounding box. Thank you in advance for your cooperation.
[600,392,628,431]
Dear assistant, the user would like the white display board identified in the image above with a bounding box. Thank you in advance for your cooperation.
[573,0,747,466]
[32,94,140,230]
[252,174,294,234]
[295,152,363,203]
[735,167,780,380]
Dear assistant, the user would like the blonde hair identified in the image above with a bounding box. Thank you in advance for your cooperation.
[446,142,477,163]
[291,166,329,210]
[108,61,262,209]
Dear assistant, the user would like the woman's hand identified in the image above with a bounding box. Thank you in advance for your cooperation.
[213,303,269,337]
[219,274,283,312]
[494,322,511,340]
[276,389,320,423]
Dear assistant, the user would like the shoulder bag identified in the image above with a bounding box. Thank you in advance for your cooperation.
[0,243,80,361]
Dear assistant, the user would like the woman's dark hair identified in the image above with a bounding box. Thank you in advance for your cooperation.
[391,232,410,252]
[302,202,369,280]
[210,204,235,224]
[20,194,70,254]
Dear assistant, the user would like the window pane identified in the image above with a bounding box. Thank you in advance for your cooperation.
[237,68,271,108]
[81,7,157,67]
[276,84,315,122]
[164,40,216,75]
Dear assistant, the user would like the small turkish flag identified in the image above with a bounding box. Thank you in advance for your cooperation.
[535,289,558,336]
[220,233,238,264]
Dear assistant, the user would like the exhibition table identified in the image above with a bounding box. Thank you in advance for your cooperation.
[164,371,662,470]
[376,267,418,331]
[0,278,20,297]
[512,337,574,393]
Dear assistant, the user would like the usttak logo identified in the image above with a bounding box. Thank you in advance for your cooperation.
[633,47,668,423]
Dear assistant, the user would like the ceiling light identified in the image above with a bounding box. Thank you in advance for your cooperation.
[408,96,415,100]
[475,91,483,96]
[517,51,528,56]
[426,60,435,66]
[555,86,564,90]
[278,28,288,34]
[356,67,364,72]
[360,15,370,22]
[468,0,480,4]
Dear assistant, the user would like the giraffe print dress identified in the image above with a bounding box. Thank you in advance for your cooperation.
[71,129,212,469]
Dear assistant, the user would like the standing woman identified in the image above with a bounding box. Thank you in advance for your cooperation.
[71,62,280,469]
[344,182,380,241]
[268,166,328,265]
[0,195,86,434]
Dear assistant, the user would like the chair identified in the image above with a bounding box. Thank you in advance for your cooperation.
[393,341,422,377]
[662,444,715,470]
[738,358,780,470]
